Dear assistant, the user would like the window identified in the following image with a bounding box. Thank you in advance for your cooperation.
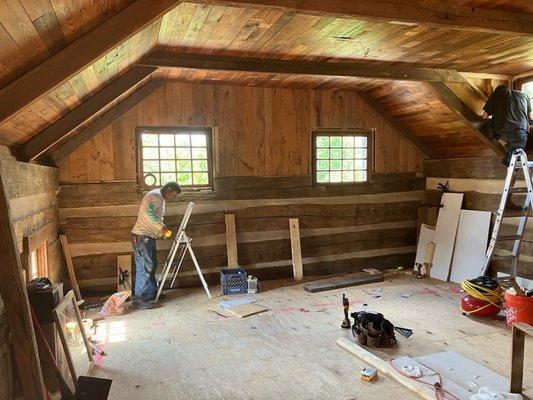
[522,80,533,101]
[27,242,48,282]
[136,127,213,190]
[312,130,372,185]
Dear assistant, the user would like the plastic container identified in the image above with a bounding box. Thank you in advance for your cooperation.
[220,268,247,295]
[505,291,533,326]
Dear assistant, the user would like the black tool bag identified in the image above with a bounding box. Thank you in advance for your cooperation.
[351,311,396,347]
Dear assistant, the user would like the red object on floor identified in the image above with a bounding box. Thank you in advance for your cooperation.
[505,291,533,326]
[460,294,500,317]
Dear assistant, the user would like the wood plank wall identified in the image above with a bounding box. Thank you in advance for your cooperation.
[56,81,426,292]
[0,146,62,399]
[57,81,424,181]
[424,157,533,280]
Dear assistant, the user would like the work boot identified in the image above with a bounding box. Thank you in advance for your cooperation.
[132,299,157,309]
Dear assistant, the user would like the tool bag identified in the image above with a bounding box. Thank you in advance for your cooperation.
[351,311,396,347]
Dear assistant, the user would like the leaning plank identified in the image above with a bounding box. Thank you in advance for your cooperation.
[0,173,46,399]
[0,0,179,125]
[289,218,303,281]
[303,271,383,293]
[337,337,435,400]
[18,66,156,161]
[59,235,83,303]
[117,254,133,292]
[224,213,238,267]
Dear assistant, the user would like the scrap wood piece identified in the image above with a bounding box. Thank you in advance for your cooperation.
[59,234,83,303]
[225,213,238,267]
[289,218,303,281]
[225,303,267,318]
[336,337,436,400]
[303,271,383,293]
[117,254,132,292]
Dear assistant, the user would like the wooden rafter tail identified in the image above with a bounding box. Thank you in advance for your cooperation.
[17,66,157,162]
[140,51,472,83]
[202,0,533,36]
[425,82,505,156]
[0,0,180,125]
[357,92,434,158]
[49,79,165,164]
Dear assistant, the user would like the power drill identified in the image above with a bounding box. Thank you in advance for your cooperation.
[341,293,351,329]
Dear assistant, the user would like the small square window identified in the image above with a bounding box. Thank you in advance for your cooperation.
[312,130,372,185]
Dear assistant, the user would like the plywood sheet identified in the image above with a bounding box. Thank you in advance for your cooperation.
[225,303,267,318]
[449,210,491,283]
[303,271,384,293]
[415,224,435,266]
[430,193,463,281]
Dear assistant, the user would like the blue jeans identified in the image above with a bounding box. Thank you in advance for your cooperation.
[132,234,158,302]
[501,130,528,167]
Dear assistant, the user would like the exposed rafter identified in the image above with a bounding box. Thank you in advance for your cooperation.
[0,0,180,126]
[141,51,474,83]
[17,66,157,162]
[358,93,434,158]
[201,0,533,36]
[426,82,505,156]
[48,79,165,164]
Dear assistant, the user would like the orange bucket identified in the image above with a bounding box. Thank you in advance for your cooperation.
[504,291,533,326]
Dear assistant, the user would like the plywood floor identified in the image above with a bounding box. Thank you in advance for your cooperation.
[89,274,532,400]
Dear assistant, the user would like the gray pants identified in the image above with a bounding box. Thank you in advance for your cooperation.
[501,130,528,167]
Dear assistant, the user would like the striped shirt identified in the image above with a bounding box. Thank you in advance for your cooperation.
[131,188,166,238]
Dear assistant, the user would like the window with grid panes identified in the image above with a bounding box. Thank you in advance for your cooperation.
[312,131,372,185]
[137,127,212,190]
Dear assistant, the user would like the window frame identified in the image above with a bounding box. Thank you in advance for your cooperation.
[517,77,533,101]
[311,129,374,186]
[135,126,214,191]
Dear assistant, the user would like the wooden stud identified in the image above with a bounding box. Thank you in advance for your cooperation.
[510,322,532,394]
[0,0,179,125]
[289,218,303,281]
[17,66,157,161]
[59,235,83,303]
[225,213,238,267]
[117,254,133,292]
[142,51,469,84]
[0,172,47,400]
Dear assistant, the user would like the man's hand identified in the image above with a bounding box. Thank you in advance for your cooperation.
[161,227,172,238]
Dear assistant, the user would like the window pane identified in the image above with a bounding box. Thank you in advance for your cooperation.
[355,148,367,158]
[160,160,175,172]
[193,160,208,172]
[143,161,159,172]
[144,173,159,186]
[342,148,354,158]
[161,173,176,184]
[355,136,367,147]
[330,160,341,170]
[193,173,209,185]
[175,134,190,146]
[317,160,329,171]
[143,147,159,160]
[342,170,354,182]
[316,136,329,147]
[177,160,192,172]
[160,147,175,159]
[192,148,207,159]
[176,147,191,159]
[330,136,342,147]
[342,136,354,147]
[342,159,354,170]
[330,149,342,159]
[177,172,192,185]
[142,134,158,146]
[317,171,329,183]
[355,159,367,169]
[355,171,367,182]
[330,171,342,182]
[191,134,207,147]
[317,149,329,159]
[159,134,174,146]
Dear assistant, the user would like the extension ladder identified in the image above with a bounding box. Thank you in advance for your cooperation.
[479,149,533,280]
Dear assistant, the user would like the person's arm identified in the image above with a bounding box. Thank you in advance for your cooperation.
[482,111,490,120]
[483,91,496,118]
[145,196,171,237]
[527,96,532,121]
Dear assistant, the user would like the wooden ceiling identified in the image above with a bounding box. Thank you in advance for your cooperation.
[0,0,532,159]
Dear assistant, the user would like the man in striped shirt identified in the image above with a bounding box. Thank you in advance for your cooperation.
[131,182,181,309]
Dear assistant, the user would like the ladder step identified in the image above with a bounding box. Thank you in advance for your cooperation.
[491,254,516,262]
[497,235,522,241]
[501,210,528,217]
[510,187,529,193]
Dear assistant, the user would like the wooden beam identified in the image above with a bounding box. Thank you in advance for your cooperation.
[60,235,83,303]
[203,0,533,36]
[510,322,532,394]
[17,66,157,161]
[0,173,46,399]
[0,0,179,125]
[426,82,505,156]
[49,79,164,163]
[224,213,238,267]
[140,51,469,83]
[358,93,434,158]
[289,218,303,281]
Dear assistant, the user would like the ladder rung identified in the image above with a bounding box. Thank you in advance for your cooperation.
[497,235,522,241]
[501,210,528,217]
[491,254,516,262]
[510,187,529,193]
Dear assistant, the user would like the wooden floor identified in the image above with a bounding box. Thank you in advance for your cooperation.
[89,273,532,400]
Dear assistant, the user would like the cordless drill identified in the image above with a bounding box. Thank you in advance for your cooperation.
[341,293,351,329]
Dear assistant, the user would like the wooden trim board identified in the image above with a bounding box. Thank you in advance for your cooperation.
[449,210,491,283]
[430,193,464,281]
[117,254,133,292]
[303,271,384,293]
[289,218,303,281]
[224,213,238,267]
[415,224,435,266]
[59,235,83,302]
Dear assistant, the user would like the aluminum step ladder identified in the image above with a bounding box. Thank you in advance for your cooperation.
[479,149,533,280]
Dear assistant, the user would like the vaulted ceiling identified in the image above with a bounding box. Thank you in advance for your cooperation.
[0,0,532,159]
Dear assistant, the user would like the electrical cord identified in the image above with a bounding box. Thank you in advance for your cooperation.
[460,278,503,315]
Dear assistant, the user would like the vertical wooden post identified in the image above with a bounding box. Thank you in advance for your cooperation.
[117,254,133,292]
[59,235,83,302]
[225,213,238,267]
[0,173,47,400]
[510,324,526,393]
[289,218,303,281]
